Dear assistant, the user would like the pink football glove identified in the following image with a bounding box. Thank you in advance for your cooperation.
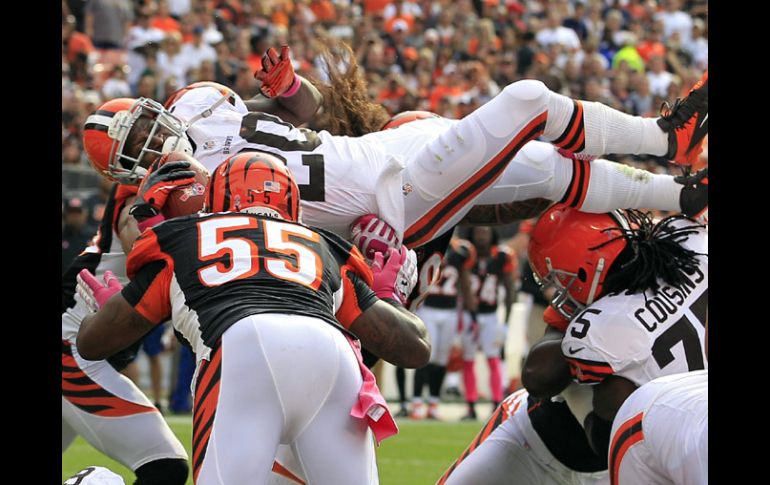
[254,45,301,98]
[371,246,418,305]
[350,214,401,263]
[76,270,123,313]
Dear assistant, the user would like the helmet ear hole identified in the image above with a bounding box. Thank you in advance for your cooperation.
[577,268,588,282]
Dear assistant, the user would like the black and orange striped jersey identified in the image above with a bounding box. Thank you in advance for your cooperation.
[62,183,140,371]
[422,238,476,309]
[122,212,378,359]
[469,246,515,314]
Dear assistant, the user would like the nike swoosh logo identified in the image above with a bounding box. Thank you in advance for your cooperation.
[699,113,708,129]
[567,346,585,355]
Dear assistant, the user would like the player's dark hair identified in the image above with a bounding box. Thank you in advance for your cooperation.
[306,38,390,136]
[463,226,499,247]
[594,210,706,296]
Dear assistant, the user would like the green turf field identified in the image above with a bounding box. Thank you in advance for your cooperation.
[62,416,482,484]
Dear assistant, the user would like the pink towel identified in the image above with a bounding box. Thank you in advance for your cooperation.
[345,335,399,445]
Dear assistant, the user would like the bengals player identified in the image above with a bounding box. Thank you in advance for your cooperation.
[77,152,429,485]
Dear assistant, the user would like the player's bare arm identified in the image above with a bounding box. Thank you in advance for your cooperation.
[117,196,141,255]
[502,270,515,324]
[521,326,572,399]
[591,375,638,422]
[245,76,322,126]
[349,300,430,369]
[247,46,322,125]
[77,294,155,361]
[458,266,477,313]
[459,199,552,226]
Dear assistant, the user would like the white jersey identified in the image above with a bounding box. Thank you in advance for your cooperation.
[62,185,133,341]
[169,87,398,237]
[609,370,708,485]
[561,221,708,387]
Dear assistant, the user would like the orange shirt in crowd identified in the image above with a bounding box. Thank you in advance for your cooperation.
[636,40,666,62]
[385,15,415,33]
[363,0,390,15]
[467,36,502,56]
[310,0,336,21]
[67,32,94,63]
[428,84,463,112]
[151,16,181,33]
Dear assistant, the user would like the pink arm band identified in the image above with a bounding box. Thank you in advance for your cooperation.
[137,214,166,232]
[280,75,302,98]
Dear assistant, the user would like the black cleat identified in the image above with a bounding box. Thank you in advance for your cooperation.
[657,71,708,165]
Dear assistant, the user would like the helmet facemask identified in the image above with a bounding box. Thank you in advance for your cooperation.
[107,98,188,184]
[534,256,606,320]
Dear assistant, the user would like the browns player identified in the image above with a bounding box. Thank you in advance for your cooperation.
[76,152,429,485]
[83,41,708,248]
[438,204,707,484]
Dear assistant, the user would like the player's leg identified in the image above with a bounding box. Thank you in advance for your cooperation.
[280,318,378,485]
[194,318,283,484]
[62,341,188,484]
[426,309,456,418]
[62,409,78,452]
[141,323,167,410]
[400,75,706,247]
[473,141,693,215]
[460,311,480,419]
[439,390,536,485]
[478,313,505,407]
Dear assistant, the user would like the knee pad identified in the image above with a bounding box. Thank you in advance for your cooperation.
[134,458,189,485]
[502,79,549,102]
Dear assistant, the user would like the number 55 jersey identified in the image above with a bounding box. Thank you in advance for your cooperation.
[123,212,378,361]
[561,221,708,386]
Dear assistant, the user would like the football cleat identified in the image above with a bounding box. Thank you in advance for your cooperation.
[675,167,708,224]
[657,71,708,165]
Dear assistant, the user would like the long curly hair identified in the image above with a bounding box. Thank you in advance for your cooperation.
[306,38,390,136]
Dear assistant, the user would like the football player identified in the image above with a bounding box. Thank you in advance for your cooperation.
[459,227,516,420]
[410,237,476,420]
[82,43,708,248]
[438,204,707,484]
[608,369,707,485]
[76,152,429,485]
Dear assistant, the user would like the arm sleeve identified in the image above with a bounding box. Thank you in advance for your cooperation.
[335,270,379,328]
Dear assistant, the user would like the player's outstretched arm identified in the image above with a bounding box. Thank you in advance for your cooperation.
[350,301,430,369]
[77,293,155,361]
[349,247,430,368]
[247,45,322,126]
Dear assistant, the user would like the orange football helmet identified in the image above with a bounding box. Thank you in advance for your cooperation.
[82,97,188,184]
[381,110,440,130]
[205,152,300,221]
[528,204,632,319]
[163,81,245,112]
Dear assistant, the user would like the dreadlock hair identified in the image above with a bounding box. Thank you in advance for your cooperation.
[305,37,390,137]
[593,210,706,297]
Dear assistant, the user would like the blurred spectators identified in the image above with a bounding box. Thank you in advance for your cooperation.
[62,197,96,275]
[64,0,707,195]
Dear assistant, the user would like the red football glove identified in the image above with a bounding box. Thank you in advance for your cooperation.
[129,156,196,220]
[350,214,401,263]
[76,270,123,313]
[254,45,300,98]
[371,246,418,305]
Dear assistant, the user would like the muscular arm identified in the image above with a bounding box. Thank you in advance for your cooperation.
[244,76,323,126]
[592,375,638,422]
[584,375,639,457]
[77,294,156,361]
[521,326,572,399]
[349,299,431,369]
[459,199,551,226]
[117,196,141,255]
